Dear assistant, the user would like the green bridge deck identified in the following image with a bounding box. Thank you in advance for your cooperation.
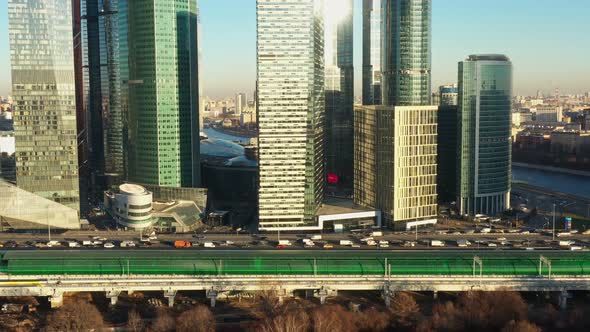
[0,250,589,277]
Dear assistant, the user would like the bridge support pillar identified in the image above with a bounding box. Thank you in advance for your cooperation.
[206,290,218,308]
[164,290,177,308]
[382,286,394,308]
[107,291,121,306]
[316,287,336,305]
[559,291,571,311]
[49,294,63,308]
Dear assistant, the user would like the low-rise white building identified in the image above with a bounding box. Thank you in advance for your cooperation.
[104,184,153,228]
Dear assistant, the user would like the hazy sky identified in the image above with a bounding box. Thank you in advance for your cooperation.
[1,0,589,98]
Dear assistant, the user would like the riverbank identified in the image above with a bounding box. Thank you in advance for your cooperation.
[512,162,590,177]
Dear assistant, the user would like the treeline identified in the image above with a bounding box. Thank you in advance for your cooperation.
[38,290,590,332]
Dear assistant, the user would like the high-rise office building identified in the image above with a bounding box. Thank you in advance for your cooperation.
[8,0,80,211]
[325,0,354,189]
[381,0,431,106]
[257,0,325,229]
[439,84,458,106]
[354,105,438,228]
[362,0,382,105]
[457,55,512,216]
[79,0,127,193]
[127,0,200,188]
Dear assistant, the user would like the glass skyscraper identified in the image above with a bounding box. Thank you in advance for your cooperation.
[127,0,200,188]
[457,55,512,216]
[257,0,325,229]
[8,0,80,211]
[381,0,431,106]
[362,0,382,105]
[324,0,354,190]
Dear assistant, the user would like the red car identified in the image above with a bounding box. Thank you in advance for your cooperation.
[276,244,287,249]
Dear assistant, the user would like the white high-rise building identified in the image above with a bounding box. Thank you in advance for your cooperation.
[235,93,247,115]
[256,0,325,230]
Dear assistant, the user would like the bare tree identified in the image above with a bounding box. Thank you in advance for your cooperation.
[176,305,215,332]
[151,308,175,332]
[311,305,357,332]
[257,287,287,318]
[43,299,104,332]
[127,309,144,332]
[389,292,420,329]
[356,307,390,332]
[501,320,542,332]
[421,291,529,332]
[258,309,310,332]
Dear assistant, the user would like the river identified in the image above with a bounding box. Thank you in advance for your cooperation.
[512,165,590,199]
[201,128,589,200]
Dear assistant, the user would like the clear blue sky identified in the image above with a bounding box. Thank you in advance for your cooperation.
[1,0,589,98]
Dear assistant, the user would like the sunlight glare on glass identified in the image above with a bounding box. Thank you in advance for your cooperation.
[324,0,352,24]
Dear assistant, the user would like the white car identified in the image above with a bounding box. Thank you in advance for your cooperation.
[104,242,115,249]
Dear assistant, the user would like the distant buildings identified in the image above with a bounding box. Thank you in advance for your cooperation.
[381,0,432,106]
[126,0,201,188]
[354,105,438,228]
[439,84,459,106]
[324,0,354,189]
[256,0,325,229]
[362,0,382,105]
[8,0,80,211]
[235,93,247,115]
[535,106,563,123]
[457,55,512,216]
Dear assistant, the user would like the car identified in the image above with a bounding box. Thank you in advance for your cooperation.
[323,244,334,249]
[104,242,115,249]
[276,244,287,249]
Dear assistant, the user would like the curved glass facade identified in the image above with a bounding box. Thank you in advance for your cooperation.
[381,0,431,106]
[8,0,80,211]
[458,55,512,216]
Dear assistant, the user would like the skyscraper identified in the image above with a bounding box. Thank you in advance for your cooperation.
[457,55,512,216]
[362,0,382,105]
[354,105,438,228]
[79,0,127,193]
[381,0,431,106]
[127,0,200,188]
[257,0,325,229]
[324,0,354,189]
[8,0,80,211]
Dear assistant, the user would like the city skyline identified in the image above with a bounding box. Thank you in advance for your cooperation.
[1,0,590,98]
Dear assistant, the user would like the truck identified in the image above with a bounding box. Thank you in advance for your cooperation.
[431,240,445,247]
[339,240,353,246]
[559,240,574,247]
[311,235,322,241]
[82,240,93,246]
[204,242,216,248]
[479,228,492,234]
[371,231,383,237]
[68,241,80,248]
[174,240,192,248]
[278,240,292,246]
[456,239,471,247]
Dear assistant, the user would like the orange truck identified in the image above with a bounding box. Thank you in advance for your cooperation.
[174,240,192,248]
